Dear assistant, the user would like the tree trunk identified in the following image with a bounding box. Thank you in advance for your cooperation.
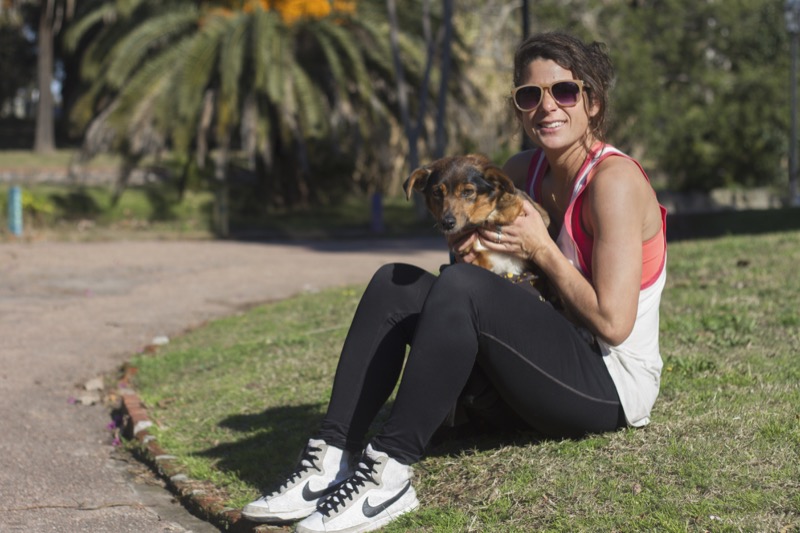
[386,0,414,168]
[34,0,56,153]
[433,0,453,158]
[214,140,230,238]
[387,0,436,220]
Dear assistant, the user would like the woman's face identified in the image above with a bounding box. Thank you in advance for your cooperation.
[517,59,598,153]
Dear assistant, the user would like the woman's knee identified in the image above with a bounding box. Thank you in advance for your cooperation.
[364,263,436,304]
[434,264,500,303]
[437,263,485,287]
[369,263,432,288]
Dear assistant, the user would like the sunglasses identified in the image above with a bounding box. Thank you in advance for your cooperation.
[512,80,586,112]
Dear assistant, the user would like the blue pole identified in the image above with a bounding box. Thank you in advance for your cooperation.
[8,186,23,236]
[370,192,385,234]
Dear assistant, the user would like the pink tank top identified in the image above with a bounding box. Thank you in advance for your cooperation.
[525,143,667,288]
[525,143,668,427]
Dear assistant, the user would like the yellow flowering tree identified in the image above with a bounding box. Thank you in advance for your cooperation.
[65,0,468,220]
[212,0,355,24]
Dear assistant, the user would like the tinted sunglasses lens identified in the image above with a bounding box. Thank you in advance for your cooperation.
[552,81,581,106]
[515,86,542,110]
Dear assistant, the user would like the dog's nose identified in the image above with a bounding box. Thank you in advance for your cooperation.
[441,214,456,231]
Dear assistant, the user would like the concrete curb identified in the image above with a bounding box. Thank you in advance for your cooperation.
[118,384,288,533]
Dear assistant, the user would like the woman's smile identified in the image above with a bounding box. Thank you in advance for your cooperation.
[536,119,567,133]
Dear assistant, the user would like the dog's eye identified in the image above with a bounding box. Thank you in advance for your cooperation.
[432,188,444,198]
[461,188,475,198]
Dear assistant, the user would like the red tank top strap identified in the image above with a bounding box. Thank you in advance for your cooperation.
[524,149,547,202]
[564,147,621,279]
[565,146,667,289]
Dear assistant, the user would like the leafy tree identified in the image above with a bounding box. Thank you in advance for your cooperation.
[605,0,789,191]
[0,8,36,111]
[65,0,469,219]
[9,0,76,152]
[529,0,791,192]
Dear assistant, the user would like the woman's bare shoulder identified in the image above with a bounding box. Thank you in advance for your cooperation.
[591,156,652,199]
[588,155,662,238]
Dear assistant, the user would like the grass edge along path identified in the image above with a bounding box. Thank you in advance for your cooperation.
[116,384,257,532]
[120,231,800,532]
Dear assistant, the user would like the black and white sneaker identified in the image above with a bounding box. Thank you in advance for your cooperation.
[296,443,419,533]
[242,438,354,523]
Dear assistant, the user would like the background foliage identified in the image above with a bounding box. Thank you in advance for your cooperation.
[0,0,795,216]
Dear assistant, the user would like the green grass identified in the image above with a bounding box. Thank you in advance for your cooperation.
[0,185,434,244]
[0,183,215,241]
[0,148,123,169]
[128,231,800,531]
[229,195,436,238]
[0,182,433,241]
[0,149,436,241]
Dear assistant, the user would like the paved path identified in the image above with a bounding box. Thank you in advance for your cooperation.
[0,238,446,532]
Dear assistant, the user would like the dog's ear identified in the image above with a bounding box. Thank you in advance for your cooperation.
[483,166,516,195]
[403,167,431,200]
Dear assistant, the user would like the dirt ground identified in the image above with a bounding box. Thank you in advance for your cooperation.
[0,237,446,532]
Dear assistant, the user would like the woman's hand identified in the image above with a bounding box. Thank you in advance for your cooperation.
[476,200,554,264]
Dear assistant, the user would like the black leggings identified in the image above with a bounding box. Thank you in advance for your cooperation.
[317,263,625,464]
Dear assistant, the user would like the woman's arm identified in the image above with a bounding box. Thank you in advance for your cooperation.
[478,157,655,346]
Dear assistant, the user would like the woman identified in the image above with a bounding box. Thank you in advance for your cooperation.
[242,31,667,533]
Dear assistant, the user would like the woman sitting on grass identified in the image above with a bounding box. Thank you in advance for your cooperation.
[242,30,667,532]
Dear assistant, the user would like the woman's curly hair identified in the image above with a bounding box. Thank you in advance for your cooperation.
[512,31,615,142]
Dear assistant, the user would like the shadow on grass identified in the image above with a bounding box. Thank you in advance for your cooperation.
[143,186,178,221]
[197,403,326,490]
[223,207,800,249]
[49,188,102,218]
[667,207,800,241]
[427,423,546,460]
[197,401,548,492]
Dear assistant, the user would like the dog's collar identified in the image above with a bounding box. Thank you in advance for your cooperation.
[503,272,540,286]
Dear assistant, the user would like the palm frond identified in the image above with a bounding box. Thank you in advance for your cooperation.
[311,20,372,100]
[217,12,249,134]
[288,60,326,138]
[62,2,113,52]
[253,8,290,103]
[108,43,186,130]
[104,6,199,89]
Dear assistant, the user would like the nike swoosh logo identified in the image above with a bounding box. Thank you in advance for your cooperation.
[302,481,336,502]
[361,481,411,518]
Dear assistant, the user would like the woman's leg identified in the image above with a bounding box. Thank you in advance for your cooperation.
[243,264,437,523]
[371,263,624,464]
[317,263,437,453]
[292,263,623,532]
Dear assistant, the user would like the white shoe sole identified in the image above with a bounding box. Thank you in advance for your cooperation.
[295,492,419,533]
[241,503,316,523]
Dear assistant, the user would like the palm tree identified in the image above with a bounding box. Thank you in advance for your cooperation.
[65,0,473,232]
[70,2,379,189]
[37,0,75,153]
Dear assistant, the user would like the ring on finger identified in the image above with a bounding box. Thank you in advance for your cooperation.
[495,228,502,244]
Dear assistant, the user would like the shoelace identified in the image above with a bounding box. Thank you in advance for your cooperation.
[318,455,379,516]
[265,444,323,497]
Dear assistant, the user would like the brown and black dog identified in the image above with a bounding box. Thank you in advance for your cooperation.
[403,153,552,291]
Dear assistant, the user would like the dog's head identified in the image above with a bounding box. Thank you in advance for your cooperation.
[403,154,517,235]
